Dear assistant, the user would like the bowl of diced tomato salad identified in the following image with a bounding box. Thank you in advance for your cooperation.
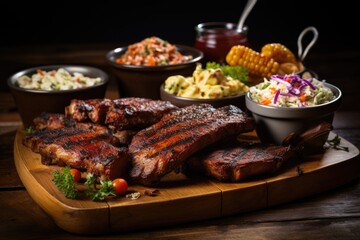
[106,36,203,100]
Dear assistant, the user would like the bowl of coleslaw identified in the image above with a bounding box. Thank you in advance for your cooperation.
[245,74,342,153]
[7,65,109,128]
[106,36,203,100]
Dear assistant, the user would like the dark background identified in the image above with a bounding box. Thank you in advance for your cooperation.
[1,0,358,53]
[1,0,358,96]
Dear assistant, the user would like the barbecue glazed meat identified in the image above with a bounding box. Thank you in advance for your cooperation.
[32,112,137,146]
[65,98,114,123]
[104,98,179,130]
[65,97,179,130]
[23,128,130,180]
[185,122,333,182]
[185,142,297,181]
[129,104,255,186]
[33,112,77,130]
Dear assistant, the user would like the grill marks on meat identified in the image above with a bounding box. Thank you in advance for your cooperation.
[65,97,178,131]
[185,122,333,182]
[185,142,298,182]
[26,98,179,182]
[23,128,130,181]
[129,104,255,186]
[32,112,122,145]
[105,98,179,130]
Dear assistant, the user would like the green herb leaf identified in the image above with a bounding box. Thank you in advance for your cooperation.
[25,126,36,135]
[84,174,115,201]
[52,166,78,199]
[53,169,118,201]
[325,135,349,152]
[206,62,249,85]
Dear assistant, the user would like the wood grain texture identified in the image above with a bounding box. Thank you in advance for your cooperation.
[13,127,360,234]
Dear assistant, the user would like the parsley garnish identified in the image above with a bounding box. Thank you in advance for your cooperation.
[25,126,36,135]
[84,173,115,201]
[53,166,78,199]
[206,62,249,85]
[325,135,349,152]
[52,167,116,201]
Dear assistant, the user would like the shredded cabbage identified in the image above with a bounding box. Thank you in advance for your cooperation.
[16,68,102,90]
[249,74,334,107]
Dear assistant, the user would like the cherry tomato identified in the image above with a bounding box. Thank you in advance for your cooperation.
[70,168,81,182]
[112,178,128,196]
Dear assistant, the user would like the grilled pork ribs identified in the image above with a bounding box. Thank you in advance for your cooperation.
[184,122,333,182]
[24,98,179,181]
[23,127,130,181]
[65,97,179,130]
[128,104,255,186]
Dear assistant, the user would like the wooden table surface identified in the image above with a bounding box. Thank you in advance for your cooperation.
[0,44,359,240]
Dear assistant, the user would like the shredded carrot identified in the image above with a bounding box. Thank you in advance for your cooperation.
[269,87,277,94]
[260,99,272,105]
[300,93,307,102]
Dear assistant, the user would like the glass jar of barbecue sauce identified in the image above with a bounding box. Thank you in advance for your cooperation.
[195,22,249,64]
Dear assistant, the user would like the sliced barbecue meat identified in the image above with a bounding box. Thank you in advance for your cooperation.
[23,127,130,181]
[104,98,179,131]
[64,97,178,131]
[184,122,333,182]
[33,112,77,130]
[65,98,114,124]
[32,112,137,146]
[129,104,255,186]
[185,142,297,182]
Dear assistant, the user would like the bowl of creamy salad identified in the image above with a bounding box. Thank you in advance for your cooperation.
[160,63,249,109]
[7,65,109,128]
[245,74,342,154]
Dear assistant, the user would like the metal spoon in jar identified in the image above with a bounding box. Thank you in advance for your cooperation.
[237,0,257,32]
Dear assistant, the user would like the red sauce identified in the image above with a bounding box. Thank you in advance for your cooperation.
[195,23,249,64]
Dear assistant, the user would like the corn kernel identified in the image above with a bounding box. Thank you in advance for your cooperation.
[226,45,280,78]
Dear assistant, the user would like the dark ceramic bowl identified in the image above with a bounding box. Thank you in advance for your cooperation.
[160,83,247,110]
[7,65,109,128]
[245,82,342,154]
[106,45,203,100]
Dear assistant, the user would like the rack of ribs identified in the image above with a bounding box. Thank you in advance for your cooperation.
[65,97,179,131]
[32,112,135,146]
[184,122,333,182]
[128,104,255,186]
[23,127,130,181]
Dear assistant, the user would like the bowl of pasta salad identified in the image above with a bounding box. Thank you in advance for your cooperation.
[245,73,342,154]
[106,36,203,100]
[7,65,109,128]
[160,63,249,109]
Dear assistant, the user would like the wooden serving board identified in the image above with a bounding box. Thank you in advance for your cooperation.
[13,127,360,234]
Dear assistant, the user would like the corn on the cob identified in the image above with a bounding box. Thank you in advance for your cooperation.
[278,62,301,75]
[261,43,297,64]
[226,45,279,78]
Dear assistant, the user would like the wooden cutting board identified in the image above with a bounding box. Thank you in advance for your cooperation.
[13,127,360,234]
